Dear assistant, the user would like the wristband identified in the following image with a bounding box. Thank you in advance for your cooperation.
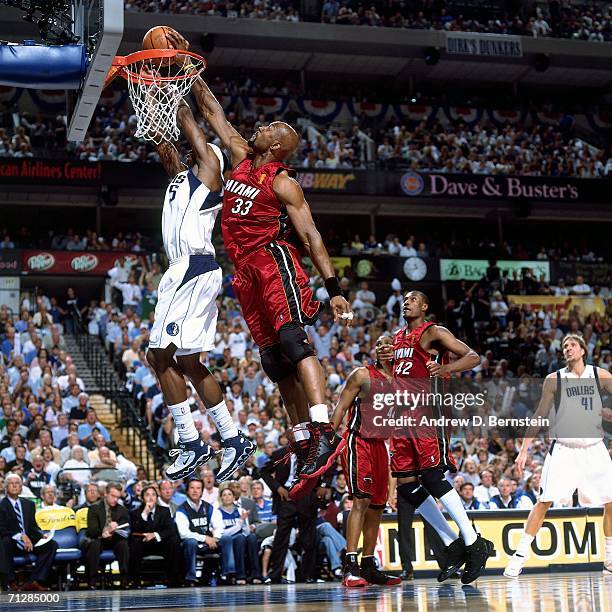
[324,277,342,299]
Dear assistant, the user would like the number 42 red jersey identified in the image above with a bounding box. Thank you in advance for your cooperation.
[221,157,294,264]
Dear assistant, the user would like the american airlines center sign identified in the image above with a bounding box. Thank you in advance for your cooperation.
[398,172,604,202]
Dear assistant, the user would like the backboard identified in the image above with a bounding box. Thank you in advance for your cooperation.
[66,0,123,142]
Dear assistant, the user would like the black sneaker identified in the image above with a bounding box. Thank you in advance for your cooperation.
[461,535,495,584]
[299,422,345,479]
[437,537,467,582]
[360,557,402,586]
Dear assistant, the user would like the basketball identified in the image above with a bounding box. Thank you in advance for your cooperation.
[142,25,183,51]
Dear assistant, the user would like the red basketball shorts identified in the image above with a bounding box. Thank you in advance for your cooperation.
[390,435,456,478]
[341,432,389,509]
[232,241,322,348]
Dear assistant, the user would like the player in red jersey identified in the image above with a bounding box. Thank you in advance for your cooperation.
[380,290,495,584]
[331,335,401,588]
[167,31,352,494]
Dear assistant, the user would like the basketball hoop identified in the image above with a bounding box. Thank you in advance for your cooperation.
[106,49,207,145]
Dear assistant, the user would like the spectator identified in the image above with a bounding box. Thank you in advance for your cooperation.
[488,477,520,509]
[0,473,58,591]
[216,485,262,584]
[82,483,130,589]
[175,478,222,587]
[128,484,182,588]
[458,482,483,510]
[571,275,592,295]
[474,469,499,506]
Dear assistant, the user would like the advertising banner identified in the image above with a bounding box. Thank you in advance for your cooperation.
[440,259,550,282]
[378,509,604,573]
[446,32,523,58]
[1,159,610,203]
[21,250,137,276]
[0,250,21,275]
[507,295,606,316]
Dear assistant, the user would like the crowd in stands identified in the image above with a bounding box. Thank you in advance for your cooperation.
[334,232,608,263]
[0,226,158,253]
[123,0,612,42]
[3,105,611,177]
[1,232,610,588]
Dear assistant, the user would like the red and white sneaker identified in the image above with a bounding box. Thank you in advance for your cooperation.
[342,565,368,588]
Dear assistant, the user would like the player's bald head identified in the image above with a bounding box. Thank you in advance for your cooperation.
[249,121,299,161]
[270,122,299,159]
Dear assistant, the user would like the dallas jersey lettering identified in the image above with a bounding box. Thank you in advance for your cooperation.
[148,144,226,353]
[539,365,612,507]
[162,143,226,261]
[550,365,604,446]
[222,157,294,263]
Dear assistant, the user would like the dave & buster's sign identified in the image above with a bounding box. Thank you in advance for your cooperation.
[399,172,586,201]
[22,251,134,276]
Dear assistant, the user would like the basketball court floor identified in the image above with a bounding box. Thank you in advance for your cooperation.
[3,572,610,611]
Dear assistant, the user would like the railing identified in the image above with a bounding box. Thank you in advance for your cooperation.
[73,320,161,479]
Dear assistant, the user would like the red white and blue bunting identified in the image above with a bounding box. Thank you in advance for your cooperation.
[0,85,23,106]
[347,100,390,121]
[296,98,344,124]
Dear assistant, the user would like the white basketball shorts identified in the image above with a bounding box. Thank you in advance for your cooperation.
[148,254,222,353]
[539,440,612,507]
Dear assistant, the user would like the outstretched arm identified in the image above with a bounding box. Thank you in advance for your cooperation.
[164,29,249,166]
[273,173,351,322]
[156,141,185,178]
[515,374,556,474]
[176,100,214,167]
[191,78,250,166]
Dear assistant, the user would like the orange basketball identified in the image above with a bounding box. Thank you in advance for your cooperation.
[142,26,183,51]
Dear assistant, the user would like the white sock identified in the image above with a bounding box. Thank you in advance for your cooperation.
[207,401,238,441]
[516,533,534,558]
[604,536,612,564]
[169,400,199,443]
[416,496,457,547]
[309,404,329,423]
[438,489,478,546]
[293,423,311,441]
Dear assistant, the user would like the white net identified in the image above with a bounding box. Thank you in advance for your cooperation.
[125,54,205,145]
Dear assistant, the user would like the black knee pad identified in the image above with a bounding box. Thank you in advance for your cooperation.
[397,482,429,507]
[278,323,315,367]
[420,468,453,499]
[260,344,295,383]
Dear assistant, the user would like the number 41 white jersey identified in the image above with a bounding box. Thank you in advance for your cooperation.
[161,143,226,263]
[550,364,604,447]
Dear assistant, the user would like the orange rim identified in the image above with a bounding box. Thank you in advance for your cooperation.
[106,49,207,87]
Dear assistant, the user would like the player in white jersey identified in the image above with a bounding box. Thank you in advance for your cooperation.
[504,334,612,578]
[147,100,254,482]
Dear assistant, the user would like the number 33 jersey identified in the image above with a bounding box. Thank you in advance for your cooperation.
[162,143,226,262]
[222,157,294,264]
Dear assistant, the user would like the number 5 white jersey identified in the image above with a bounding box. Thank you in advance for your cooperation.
[161,143,226,262]
[550,364,604,447]
[149,144,226,354]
